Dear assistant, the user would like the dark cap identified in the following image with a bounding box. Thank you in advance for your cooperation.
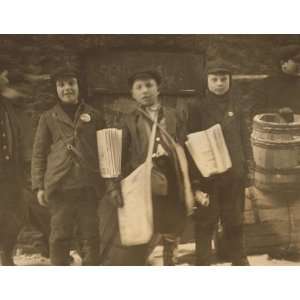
[275,45,300,62]
[291,53,300,63]
[128,70,162,87]
[51,66,79,82]
[206,58,232,74]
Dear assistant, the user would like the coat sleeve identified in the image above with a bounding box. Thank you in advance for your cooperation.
[120,115,132,178]
[94,109,106,131]
[31,113,52,191]
[184,101,213,193]
[239,105,253,173]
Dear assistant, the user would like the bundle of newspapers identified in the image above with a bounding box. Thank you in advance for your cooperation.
[97,128,122,178]
[185,124,232,177]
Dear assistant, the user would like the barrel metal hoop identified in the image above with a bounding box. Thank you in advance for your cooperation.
[251,138,300,148]
[252,124,300,134]
[254,181,300,192]
[254,165,300,175]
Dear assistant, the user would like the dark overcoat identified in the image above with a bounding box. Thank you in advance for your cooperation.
[187,92,251,191]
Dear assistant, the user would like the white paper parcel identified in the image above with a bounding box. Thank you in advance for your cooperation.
[97,128,122,178]
[185,124,232,177]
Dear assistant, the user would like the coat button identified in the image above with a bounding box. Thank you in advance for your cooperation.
[2,145,7,150]
[2,133,6,138]
[5,155,10,160]
[156,137,160,142]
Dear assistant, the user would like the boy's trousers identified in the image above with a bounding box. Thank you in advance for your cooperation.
[194,177,246,265]
[48,187,99,266]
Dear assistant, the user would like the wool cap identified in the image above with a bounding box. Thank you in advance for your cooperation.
[206,58,232,74]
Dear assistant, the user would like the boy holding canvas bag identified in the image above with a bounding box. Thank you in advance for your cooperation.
[105,70,190,265]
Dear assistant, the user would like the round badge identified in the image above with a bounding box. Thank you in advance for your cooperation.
[228,111,234,117]
[80,113,91,122]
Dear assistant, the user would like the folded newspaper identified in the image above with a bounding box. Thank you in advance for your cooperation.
[97,128,122,178]
[185,124,232,177]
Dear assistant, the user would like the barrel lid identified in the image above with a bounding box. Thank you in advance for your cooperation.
[253,113,300,127]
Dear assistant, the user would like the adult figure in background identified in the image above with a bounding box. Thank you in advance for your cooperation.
[0,69,25,265]
[252,45,300,121]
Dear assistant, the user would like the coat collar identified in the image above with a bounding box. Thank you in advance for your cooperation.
[51,102,91,128]
[134,105,177,139]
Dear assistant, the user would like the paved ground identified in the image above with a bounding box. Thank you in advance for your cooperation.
[11,243,300,266]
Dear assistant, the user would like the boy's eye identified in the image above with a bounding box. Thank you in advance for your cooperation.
[57,81,64,88]
[146,83,153,88]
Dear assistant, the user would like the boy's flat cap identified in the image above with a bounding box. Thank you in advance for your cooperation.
[128,70,162,87]
[275,45,300,62]
[51,66,79,81]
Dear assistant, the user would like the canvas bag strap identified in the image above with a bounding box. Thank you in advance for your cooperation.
[138,108,175,148]
[52,114,100,174]
[146,112,158,163]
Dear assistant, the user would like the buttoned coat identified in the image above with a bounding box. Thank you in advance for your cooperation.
[187,92,251,191]
[31,102,106,198]
[122,106,186,175]
[0,98,24,184]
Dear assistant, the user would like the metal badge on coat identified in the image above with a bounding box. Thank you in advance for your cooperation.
[80,113,91,122]
[228,111,234,117]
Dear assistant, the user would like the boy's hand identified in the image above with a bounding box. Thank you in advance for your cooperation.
[105,179,123,208]
[37,189,48,207]
[0,70,9,88]
[194,190,209,207]
[108,189,123,208]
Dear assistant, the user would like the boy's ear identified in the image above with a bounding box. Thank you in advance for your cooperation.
[157,86,161,95]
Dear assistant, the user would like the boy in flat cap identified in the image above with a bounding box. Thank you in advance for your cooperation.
[0,70,25,265]
[31,67,106,265]
[187,59,251,266]
[253,45,300,119]
[104,70,188,266]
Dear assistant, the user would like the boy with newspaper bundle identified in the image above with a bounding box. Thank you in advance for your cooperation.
[187,58,252,266]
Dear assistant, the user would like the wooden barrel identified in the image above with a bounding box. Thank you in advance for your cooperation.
[251,113,300,192]
[244,187,300,256]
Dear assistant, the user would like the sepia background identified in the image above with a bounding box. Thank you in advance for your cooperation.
[1,34,300,266]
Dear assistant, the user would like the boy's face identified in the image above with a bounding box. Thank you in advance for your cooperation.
[131,78,160,107]
[281,59,299,75]
[56,77,79,104]
[207,73,230,96]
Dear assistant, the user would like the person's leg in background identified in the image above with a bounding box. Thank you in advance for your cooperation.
[0,182,24,266]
